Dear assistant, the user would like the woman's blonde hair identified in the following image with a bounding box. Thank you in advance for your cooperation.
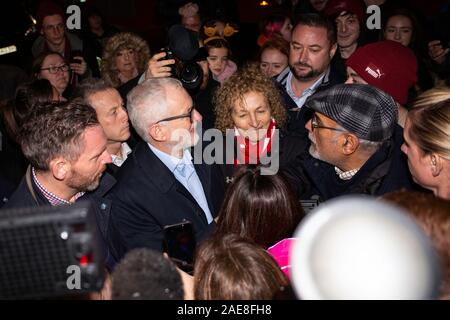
[408,87,450,160]
[101,32,151,87]
[214,65,287,133]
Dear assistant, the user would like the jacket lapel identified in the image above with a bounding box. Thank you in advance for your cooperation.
[135,142,208,224]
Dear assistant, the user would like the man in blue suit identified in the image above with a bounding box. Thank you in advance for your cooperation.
[107,77,225,261]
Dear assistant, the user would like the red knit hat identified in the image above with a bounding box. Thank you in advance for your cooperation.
[324,0,366,22]
[36,1,65,30]
[346,40,418,105]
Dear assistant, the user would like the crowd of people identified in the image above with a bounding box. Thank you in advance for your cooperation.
[0,0,450,300]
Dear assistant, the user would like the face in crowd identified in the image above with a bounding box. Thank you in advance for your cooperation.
[345,66,367,84]
[231,90,272,142]
[38,53,70,95]
[115,47,138,77]
[305,112,347,165]
[207,47,229,78]
[88,89,131,145]
[41,14,65,47]
[309,0,329,12]
[182,14,201,33]
[384,15,413,47]
[154,84,203,152]
[260,47,289,78]
[67,125,112,192]
[335,12,360,49]
[279,17,293,43]
[401,118,434,191]
[289,24,337,81]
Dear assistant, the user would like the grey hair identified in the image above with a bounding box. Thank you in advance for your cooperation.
[358,139,383,155]
[331,124,383,156]
[127,77,184,142]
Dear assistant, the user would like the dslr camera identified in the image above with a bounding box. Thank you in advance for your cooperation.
[159,25,206,92]
[159,47,204,92]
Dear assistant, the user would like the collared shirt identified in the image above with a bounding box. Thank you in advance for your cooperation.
[334,166,360,181]
[32,167,85,206]
[285,68,329,109]
[148,144,214,224]
[111,142,132,167]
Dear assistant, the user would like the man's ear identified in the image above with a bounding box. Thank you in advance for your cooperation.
[429,153,443,177]
[49,157,70,181]
[149,123,166,142]
[341,134,359,155]
[330,42,338,59]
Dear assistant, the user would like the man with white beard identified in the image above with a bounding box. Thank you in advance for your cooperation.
[107,78,225,260]
[283,84,416,202]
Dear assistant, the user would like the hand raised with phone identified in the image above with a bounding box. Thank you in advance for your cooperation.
[70,51,88,76]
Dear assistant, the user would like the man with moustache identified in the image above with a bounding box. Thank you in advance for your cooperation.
[77,79,134,176]
[283,84,415,202]
[4,100,115,263]
[107,77,225,260]
[279,14,343,134]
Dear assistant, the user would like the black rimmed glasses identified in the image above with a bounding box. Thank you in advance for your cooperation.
[311,113,347,133]
[155,107,194,124]
[41,64,70,74]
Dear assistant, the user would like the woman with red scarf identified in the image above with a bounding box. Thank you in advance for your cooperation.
[214,65,300,186]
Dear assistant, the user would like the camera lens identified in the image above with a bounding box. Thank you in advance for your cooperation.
[180,62,203,90]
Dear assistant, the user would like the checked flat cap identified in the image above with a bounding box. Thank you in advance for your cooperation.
[305,84,398,142]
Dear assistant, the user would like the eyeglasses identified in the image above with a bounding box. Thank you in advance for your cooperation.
[43,23,64,32]
[155,107,194,124]
[311,113,347,133]
[40,64,70,74]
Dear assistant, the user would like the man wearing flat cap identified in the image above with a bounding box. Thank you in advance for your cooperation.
[284,84,417,202]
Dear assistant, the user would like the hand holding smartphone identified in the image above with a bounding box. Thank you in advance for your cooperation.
[163,221,196,274]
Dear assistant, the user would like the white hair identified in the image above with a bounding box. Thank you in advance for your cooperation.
[127,77,184,142]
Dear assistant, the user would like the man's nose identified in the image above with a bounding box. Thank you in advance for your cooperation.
[299,49,308,63]
[192,108,203,122]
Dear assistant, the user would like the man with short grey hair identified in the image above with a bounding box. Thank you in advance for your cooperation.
[284,84,416,202]
[107,77,225,261]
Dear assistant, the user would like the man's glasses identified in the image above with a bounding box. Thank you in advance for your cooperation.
[41,64,70,74]
[311,113,347,133]
[155,107,194,124]
[43,23,64,32]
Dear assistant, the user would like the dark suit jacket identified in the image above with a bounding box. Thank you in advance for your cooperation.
[107,141,225,260]
[3,170,117,269]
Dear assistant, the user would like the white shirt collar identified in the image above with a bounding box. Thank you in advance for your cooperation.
[111,142,132,167]
[147,143,193,173]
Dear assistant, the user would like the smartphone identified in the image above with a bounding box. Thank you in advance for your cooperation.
[163,221,196,274]
[70,50,83,64]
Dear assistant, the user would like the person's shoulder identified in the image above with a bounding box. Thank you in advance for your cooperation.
[66,32,83,49]
[2,178,37,209]
[31,36,45,57]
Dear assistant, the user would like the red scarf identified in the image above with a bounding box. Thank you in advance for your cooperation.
[234,119,276,165]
